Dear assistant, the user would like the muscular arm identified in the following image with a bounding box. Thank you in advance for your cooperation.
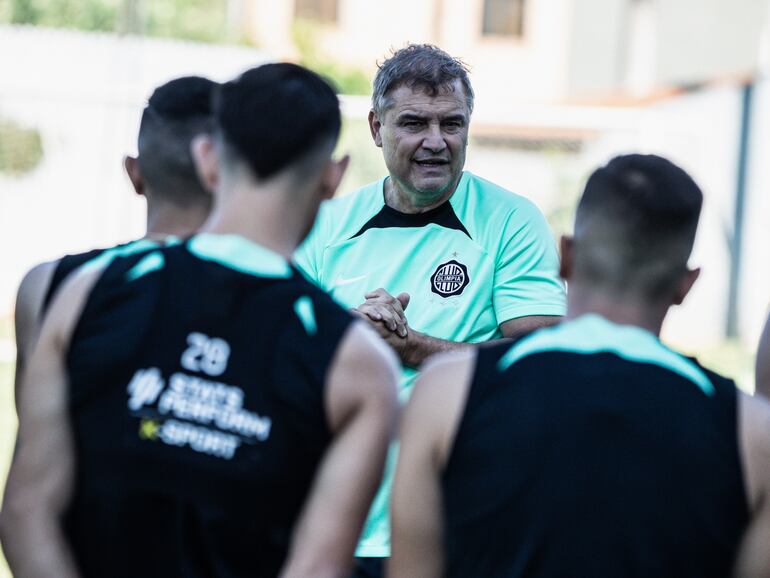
[734,392,770,577]
[280,322,399,578]
[14,261,57,407]
[1,266,101,578]
[389,350,476,578]
[756,313,770,398]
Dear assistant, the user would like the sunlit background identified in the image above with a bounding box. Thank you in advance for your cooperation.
[1,1,770,573]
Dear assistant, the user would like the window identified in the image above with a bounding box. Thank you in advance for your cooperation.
[482,0,525,37]
[295,0,338,23]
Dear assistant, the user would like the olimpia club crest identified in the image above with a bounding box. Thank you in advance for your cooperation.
[430,260,470,297]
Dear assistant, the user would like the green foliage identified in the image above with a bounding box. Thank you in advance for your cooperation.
[544,156,583,239]
[0,119,44,177]
[292,19,371,96]
[3,0,232,42]
[309,60,371,96]
[145,0,227,43]
[10,0,119,32]
[335,117,385,195]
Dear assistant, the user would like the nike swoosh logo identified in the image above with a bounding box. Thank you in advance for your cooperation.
[333,274,368,287]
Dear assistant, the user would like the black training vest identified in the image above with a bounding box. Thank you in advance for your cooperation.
[64,238,353,578]
[442,341,748,578]
[42,248,108,312]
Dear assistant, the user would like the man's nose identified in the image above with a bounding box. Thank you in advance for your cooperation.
[422,124,447,153]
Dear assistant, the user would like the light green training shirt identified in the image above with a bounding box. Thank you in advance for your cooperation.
[294,171,566,557]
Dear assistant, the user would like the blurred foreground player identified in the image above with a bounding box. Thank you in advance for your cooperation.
[757,312,770,398]
[13,75,216,399]
[0,63,399,578]
[390,154,770,578]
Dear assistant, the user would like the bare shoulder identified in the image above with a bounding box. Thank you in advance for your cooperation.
[412,349,477,410]
[325,320,400,430]
[332,321,400,392]
[15,260,58,332]
[404,349,478,466]
[41,259,109,347]
[17,260,58,303]
[738,392,770,510]
[339,320,399,368]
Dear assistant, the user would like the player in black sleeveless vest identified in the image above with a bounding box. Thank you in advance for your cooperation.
[1,64,399,578]
[390,154,770,578]
[13,75,215,404]
[63,238,356,576]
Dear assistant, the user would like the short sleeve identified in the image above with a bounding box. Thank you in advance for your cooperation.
[293,206,328,286]
[492,199,566,324]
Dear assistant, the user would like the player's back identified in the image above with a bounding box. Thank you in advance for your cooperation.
[442,314,748,578]
[64,233,353,578]
[41,239,161,314]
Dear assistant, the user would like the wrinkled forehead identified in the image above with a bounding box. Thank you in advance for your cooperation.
[381,80,470,119]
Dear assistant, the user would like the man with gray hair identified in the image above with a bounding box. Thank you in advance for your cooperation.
[295,44,566,576]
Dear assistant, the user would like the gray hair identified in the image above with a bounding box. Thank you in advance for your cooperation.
[371,44,474,117]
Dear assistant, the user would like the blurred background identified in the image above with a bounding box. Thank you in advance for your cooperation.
[1,0,769,573]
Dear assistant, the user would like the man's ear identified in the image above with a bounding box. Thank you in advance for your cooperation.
[124,155,144,196]
[368,110,383,148]
[191,134,218,192]
[320,154,350,200]
[673,266,700,306]
[559,235,574,281]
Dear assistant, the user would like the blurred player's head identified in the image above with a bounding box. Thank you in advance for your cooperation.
[125,76,216,214]
[562,154,703,307]
[194,63,347,240]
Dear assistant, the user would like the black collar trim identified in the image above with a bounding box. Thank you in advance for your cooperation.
[349,201,471,240]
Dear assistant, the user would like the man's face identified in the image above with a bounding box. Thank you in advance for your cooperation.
[370,80,470,204]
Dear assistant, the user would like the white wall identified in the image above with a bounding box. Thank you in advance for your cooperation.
[0,26,269,316]
[656,0,767,86]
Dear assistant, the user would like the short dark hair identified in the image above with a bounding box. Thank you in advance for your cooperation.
[214,63,341,180]
[372,44,474,116]
[573,154,703,301]
[138,75,216,207]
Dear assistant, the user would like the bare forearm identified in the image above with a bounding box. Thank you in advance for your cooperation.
[397,316,562,368]
[1,512,80,578]
[400,330,472,368]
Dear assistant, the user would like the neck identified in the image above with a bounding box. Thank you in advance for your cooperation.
[145,200,211,239]
[200,180,307,260]
[565,283,669,336]
[384,174,460,213]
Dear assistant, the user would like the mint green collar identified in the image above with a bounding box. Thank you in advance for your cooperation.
[497,314,715,396]
[379,171,469,209]
[188,234,292,279]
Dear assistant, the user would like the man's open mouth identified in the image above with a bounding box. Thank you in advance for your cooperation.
[414,159,449,166]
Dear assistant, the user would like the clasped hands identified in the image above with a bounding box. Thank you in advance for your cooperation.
[352,288,411,358]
